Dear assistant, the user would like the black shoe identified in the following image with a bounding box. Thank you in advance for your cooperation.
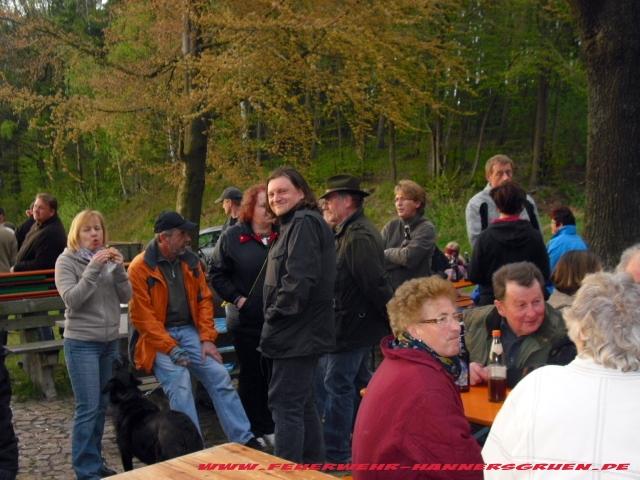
[244,437,265,451]
[99,463,118,477]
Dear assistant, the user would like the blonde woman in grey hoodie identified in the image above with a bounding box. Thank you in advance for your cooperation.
[54,210,131,480]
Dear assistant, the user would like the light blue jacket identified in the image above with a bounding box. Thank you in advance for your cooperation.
[547,225,588,273]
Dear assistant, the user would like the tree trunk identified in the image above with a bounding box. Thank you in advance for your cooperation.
[568,0,640,268]
[336,109,343,167]
[176,4,207,238]
[530,72,549,188]
[376,114,386,149]
[388,121,397,183]
[497,97,510,146]
[470,95,496,180]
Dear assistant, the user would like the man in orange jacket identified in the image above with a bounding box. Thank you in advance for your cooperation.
[128,211,260,447]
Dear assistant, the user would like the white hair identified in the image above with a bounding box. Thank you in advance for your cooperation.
[565,272,640,372]
[616,243,640,273]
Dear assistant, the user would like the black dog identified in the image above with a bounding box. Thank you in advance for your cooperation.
[102,361,204,471]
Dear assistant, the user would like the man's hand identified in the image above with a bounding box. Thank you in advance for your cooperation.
[236,296,247,309]
[201,341,223,363]
[470,361,489,385]
[169,346,190,367]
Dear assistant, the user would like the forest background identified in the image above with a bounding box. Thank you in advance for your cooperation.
[0,0,623,260]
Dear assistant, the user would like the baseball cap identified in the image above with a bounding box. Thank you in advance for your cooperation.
[214,187,243,203]
[154,211,197,233]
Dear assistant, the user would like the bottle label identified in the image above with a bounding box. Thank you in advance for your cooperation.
[491,343,503,356]
[488,364,507,378]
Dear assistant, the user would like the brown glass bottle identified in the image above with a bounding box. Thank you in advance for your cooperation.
[488,329,507,402]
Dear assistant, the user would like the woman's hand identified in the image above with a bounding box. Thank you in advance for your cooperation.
[107,247,124,265]
[90,249,112,265]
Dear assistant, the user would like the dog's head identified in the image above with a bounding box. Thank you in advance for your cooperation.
[103,359,143,405]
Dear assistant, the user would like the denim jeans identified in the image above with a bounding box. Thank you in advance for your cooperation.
[268,355,324,463]
[64,338,118,480]
[153,325,252,444]
[321,346,371,462]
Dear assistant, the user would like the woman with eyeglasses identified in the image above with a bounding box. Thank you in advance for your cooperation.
[351,276,482,480]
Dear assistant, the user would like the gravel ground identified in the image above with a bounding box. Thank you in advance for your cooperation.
[11,392,227,480]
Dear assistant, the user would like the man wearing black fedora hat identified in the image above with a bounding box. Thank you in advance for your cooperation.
[318,174,393,463]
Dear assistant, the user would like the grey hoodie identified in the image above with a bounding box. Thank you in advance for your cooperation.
[54,248,132,342]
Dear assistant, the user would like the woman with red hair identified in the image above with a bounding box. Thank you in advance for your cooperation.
[210,184,277,448]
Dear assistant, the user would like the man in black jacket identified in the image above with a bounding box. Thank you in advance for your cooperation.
[318,175,393,463]
[0,351,18,480]
[12,193,66,272]
[12,193,66,341]
[262,167,336,464]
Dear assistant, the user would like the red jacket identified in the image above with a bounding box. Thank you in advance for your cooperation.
[352,336,483,480]
[128,241,217,372]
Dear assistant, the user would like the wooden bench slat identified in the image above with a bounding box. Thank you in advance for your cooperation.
[0,317,64,331]
[0,297,66,315]
[5,339,64,355]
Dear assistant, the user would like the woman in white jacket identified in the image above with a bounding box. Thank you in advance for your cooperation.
[483,271,640,479]
[55,210,131,480]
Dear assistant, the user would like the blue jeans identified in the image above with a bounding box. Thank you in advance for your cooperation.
[153,325,252,444]
[64,338,118,480]
[321,347,371,462]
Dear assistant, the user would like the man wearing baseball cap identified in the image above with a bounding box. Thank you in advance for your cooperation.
[215,186,243,233]
[128,211,261,448]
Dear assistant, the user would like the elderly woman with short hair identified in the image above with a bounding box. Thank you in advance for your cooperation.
[483,272,640,477]
[352,276,483,480]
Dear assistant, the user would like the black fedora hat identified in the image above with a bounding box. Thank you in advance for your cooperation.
[319,174,370,199]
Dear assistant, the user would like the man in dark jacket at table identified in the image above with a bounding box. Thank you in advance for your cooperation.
[318,174,393,463]
[464,262,575,388]
[12,193,66,273]
[262,167,336,464]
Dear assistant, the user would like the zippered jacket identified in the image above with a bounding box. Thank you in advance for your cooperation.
[128,240,216,372]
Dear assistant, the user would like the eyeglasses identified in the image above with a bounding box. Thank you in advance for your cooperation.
[418,312,463,326]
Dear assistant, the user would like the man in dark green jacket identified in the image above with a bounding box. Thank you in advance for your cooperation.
[464,262,575,387]
[318,175,393,463]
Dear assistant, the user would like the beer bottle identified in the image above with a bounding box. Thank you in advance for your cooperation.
[488,329,507,402]
[456,321,470,392]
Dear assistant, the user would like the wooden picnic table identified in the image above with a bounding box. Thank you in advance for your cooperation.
[108,443,337,479]
[460,384,508,426]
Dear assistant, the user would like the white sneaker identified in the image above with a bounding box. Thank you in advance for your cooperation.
[262,433,276,448]
[255,437,268,449]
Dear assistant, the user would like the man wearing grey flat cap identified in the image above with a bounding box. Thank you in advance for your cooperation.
[318,174,393,463]
[128,211,262,449]
[215,187,243,233]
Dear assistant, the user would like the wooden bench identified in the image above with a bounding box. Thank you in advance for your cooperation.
[0,296,66,399]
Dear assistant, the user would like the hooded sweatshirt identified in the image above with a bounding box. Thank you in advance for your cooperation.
[54,248,132,342]
[469,219,549,301]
